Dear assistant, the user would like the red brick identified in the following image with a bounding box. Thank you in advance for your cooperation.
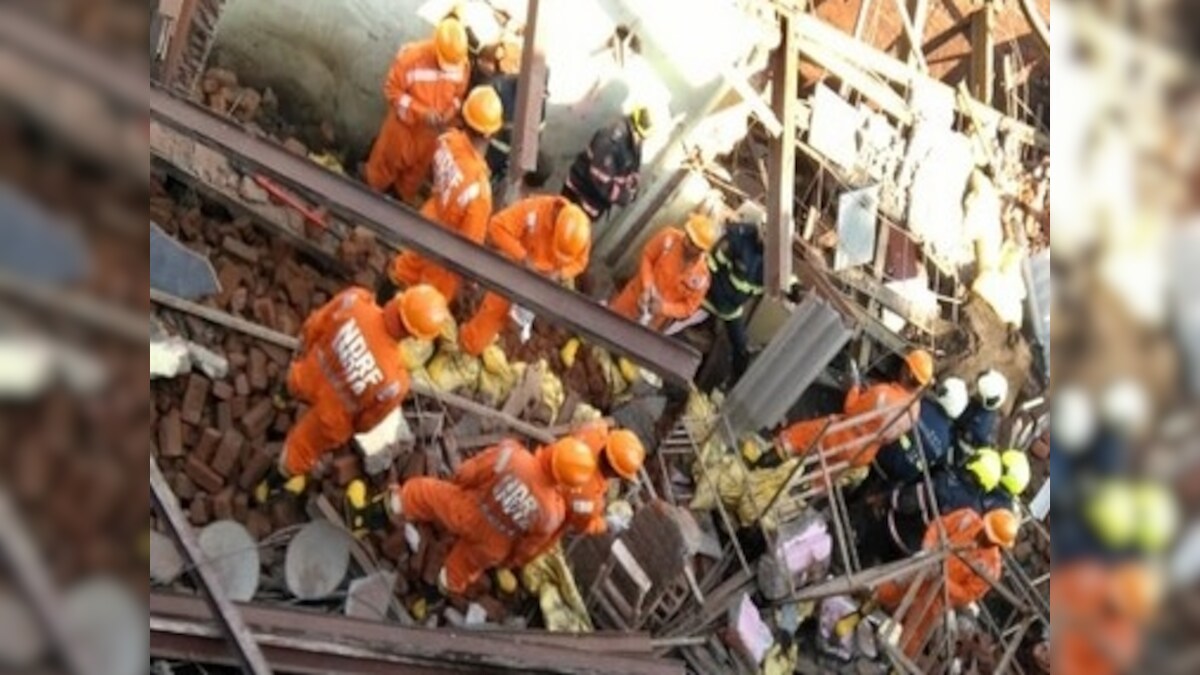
[158,410,184,458]
[217,401,233,432]
[229,351,248,370]
[331,454,362,487]
[272,412,292,435]
[476,595,507,622]
[211,430,244,478]
[180,375,211,426]
[238,449,275,491]
[185,456,224,494]
[252,298,277,330]
[246,510,273,540]
[170,473,197,502]
[194,427,222,464]
[230,287,249,314]
[211,488,235,521]
[230,396,247,420]
[241,399,275,440]
[263,345,290,367]
[216,262,247,307]
[248,349,269,391]
[212,380,235,400]
[234,373,250,396]
[233,493,250,523]
[189,494,211,526]
[422,538,450,587]
[222,235,260,264]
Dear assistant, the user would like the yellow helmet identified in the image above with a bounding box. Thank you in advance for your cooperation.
[999,449,1032,496]
[1133,483,1178,553]
[462,86,503,136]
[684,213,718,251]
[1085,481,1137,549]
[629,105,655,138]
[964,449,1002,492]
[434,18,469,70]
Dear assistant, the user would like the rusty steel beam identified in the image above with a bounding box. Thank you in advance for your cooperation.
[765,15,798,296]
[149,457,273,675]
[146,89,699,382]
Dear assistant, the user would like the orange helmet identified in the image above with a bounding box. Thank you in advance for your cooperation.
[903,349,934,386]
[573,420,609,454]
[462,86,503,136]
[386,284,449,341]
[433,18,469,70]
[604,429,645,481]
[549,437,597,489]
[553,203,591,263]
[683,213,718,251]
[1111,563,1163,621]
[982,509,1020,549]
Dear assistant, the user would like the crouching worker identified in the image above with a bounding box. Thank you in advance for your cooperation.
[564,424,646,536]
[345,437,596,595]
[255,285,450,503]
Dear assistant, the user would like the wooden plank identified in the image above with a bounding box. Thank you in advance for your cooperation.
[970,3,996,106]
[765,15,798,296]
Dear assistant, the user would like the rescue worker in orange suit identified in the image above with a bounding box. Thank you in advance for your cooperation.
[564,424,646,536]
[777,349,933,470]
[254,285,450,503]
[609,214,717,330]
[876,508,1018,660]
[346,437,595,595]
[459,196,591,355]
[364,18,470,203]
[377,85,503,305]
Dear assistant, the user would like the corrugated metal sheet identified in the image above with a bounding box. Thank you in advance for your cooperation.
[722,294,853,434]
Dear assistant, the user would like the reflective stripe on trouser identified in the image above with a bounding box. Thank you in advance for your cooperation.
[400,478,514,593]
[281,356,354,476]
[460,291,512,356]
[390,251,462,303]
[364,114,439,202]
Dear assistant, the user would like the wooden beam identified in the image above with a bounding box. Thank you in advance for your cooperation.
[970,2,996,106]
[891,0,928,71]
[765,15,798,296]
[502,0,547,206]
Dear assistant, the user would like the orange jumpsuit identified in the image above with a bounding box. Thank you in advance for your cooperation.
[876,508,1002,659]
[460,196,591,355]
[364,40,468,201]
[282,288,409,476]
[610,227,711,330]
[1051,562,1144,675]
[563,420,611,536]
[779,382,918,468]
[390,129,492,303]
[397,440,565,593]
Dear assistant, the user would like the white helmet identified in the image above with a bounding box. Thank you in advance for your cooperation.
[978,369,1009,411]
[936,377,970,419]
[1101,378,1150,437]
[1054,386,1096,453]
[731,201,766,228]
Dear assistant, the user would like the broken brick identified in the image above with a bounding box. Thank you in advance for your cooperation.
[170,473,197,502]
[476,595,508,623]
[235,373,250,396]
[221,235,260,264]
[422,538,451,587]
[233,493,250,523]
[185,456,224,494]
[246,510,273,540]
[252,297,277,330]
[217,401,233,432]
[270,498,303,530]
[241,399,275,440]
[211,430,244,478]
[211,488,235,521]
[331,454,361,486]
[230,396,247,420]
[381,530,408,562]
[194,427,223,464]
[272,412,292,435]
[238,449,275,491]
[180,375,211,426]
[212,380,234,400]
[248,349,269,391]
[230,287,249,314]
[158,410,184,458]
[189,494,211,527]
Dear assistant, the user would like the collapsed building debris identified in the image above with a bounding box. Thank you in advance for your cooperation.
[3,1,1058,673]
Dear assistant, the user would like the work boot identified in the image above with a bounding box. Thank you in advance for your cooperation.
[344,480,390,535]
[253,465,307,505]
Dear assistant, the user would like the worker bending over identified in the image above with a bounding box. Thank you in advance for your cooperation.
[459,196,591,355]
[379,85,503,305]
[562,107,653,222]
[870,376,969,486]
[610,214,717,330]
[565,423,646,536]
[365,19,470,203]
[777,350,933,470]
[346,437,595,595]
[255,285,449,503]
[876,507,1018,660]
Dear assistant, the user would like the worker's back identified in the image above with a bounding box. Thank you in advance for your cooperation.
[460,441,565,541]
[424,129,492,242]
[298,288,408,428]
